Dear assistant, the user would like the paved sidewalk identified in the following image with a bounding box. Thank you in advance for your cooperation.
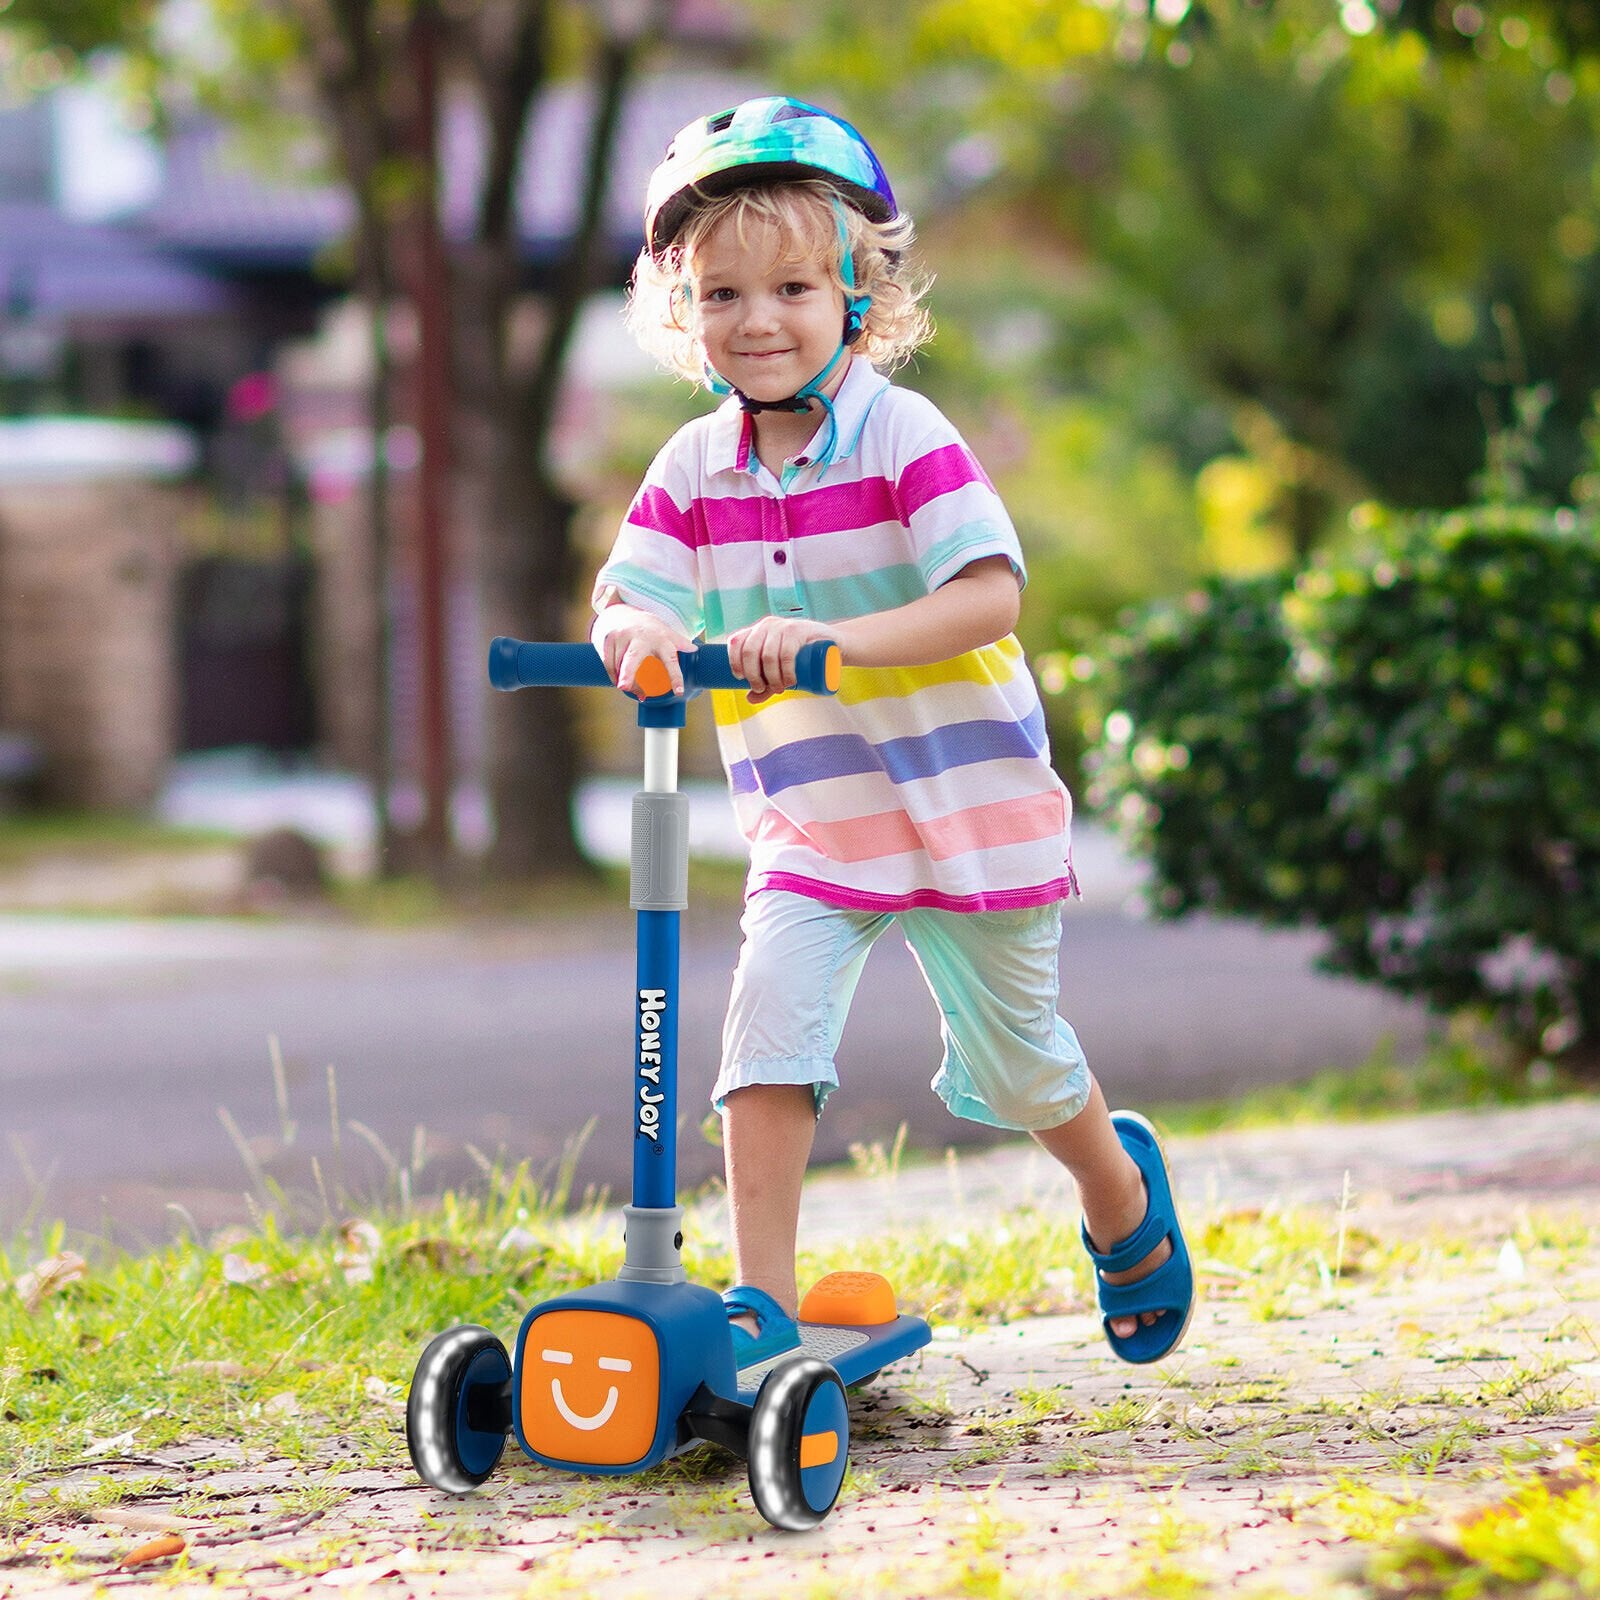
[9,1099,1600,1598]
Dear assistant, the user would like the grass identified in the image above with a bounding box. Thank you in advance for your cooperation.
[0,803,752,926]
[327,854,751,927]
[0,811,233,869]
[1148,1027,1585,1136]
[1354,1441,1600,1597]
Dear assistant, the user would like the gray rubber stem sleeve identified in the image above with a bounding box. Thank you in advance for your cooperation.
[631,792,690,911]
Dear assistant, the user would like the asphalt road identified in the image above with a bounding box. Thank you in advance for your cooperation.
[0,902,1431,1248]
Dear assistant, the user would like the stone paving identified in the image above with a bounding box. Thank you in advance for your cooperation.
[7,1099,1599,1598]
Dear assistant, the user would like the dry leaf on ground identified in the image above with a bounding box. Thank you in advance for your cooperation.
[320,1547,423,1587]
[338,1220,382,1283]
[15,1251,89,1313]
[120,1534,188,1569]
[222,1254,269,1287]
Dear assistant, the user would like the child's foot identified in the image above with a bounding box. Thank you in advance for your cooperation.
[722,1285,802,1366]
[1082,1170,1171,1341]
[1080,1111,1195,1364]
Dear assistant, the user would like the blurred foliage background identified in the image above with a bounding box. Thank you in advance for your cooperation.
[1085,501,1600,1067]
[729,0,1600,794]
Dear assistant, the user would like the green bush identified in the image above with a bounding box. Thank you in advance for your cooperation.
[1087,504,1600,1067]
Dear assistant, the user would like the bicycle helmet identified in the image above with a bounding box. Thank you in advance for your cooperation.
[644,96,897,257]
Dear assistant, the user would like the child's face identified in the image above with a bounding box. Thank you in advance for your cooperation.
[691,212,847,404]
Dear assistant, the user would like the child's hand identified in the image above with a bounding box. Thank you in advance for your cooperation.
[726,617,837,704]
[596,606,692,698]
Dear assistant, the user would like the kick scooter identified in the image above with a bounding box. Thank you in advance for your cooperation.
[405,637,932,1531]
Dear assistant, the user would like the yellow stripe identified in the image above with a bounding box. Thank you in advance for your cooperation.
[711,636,1024,727]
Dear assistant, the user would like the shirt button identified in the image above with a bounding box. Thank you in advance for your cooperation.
[773,549,787,565]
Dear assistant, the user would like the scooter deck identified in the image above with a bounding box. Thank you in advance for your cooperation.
[736,1314,931,1400]
[733,1272,932,1401]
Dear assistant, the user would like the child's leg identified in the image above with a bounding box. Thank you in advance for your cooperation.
[714,891,890,1329]
[1029,1077,1169,1339]
[899,905,1179,1344]
[722,1082,818,1323]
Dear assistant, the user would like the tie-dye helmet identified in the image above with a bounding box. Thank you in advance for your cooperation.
[644,96,896,256]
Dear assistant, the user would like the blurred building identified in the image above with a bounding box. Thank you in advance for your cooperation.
[0,16,759,811]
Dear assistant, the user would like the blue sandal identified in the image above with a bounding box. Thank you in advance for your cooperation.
[1081,1111,1194,1365]
[722,1284,803,1367]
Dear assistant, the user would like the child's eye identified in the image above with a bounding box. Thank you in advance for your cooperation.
[700,286,736,304]
[779,282,812,297]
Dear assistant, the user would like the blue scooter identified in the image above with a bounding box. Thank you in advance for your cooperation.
[405,637,931,1531]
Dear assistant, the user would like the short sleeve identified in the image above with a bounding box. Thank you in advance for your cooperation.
[895,424,1027,594]
[591,438,705,638]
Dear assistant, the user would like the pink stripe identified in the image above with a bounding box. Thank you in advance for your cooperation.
[923,792,1064,859]
[693,478,901,547]
[787,478,900,537]
[758,791,1065,866]
[757,808,921,864]
[898,442,994,518]
[691,444,988,545]
[628,485,697,549]
[755,873,1075,914]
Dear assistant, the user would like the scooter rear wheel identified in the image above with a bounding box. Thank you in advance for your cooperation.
[747,1355,850,1531]
[406,1324,511,1492]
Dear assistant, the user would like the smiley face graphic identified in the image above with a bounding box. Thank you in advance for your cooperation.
[521,1309,661,1466]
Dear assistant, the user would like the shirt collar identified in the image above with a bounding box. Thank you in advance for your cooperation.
[704,357,891,479]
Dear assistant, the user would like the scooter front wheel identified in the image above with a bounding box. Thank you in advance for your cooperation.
[406,1324,511,1492]
[747,1355,850,1531]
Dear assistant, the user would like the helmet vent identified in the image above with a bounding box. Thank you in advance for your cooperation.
[706,110,736,132]
[772,104,815,122]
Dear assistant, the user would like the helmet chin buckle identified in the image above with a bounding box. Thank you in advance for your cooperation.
[738,392,815,416]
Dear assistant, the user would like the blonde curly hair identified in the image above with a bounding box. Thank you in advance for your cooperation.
[625,179,934,387]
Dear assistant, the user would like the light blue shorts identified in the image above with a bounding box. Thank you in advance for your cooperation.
[714,890,1092,1132]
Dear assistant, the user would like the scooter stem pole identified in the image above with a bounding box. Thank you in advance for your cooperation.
[643,725,678,794]
[633,912,679,1209]
[632,724,685,1213]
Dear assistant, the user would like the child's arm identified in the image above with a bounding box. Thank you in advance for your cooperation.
[727,555,1020,703]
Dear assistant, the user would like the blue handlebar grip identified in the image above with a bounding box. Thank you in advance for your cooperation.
[488,638,611,691]
[488,636,841,697]
[683,640,840,696]
[795,639,843,696]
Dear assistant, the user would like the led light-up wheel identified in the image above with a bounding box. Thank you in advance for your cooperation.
[406,1325,511,1492]
[747,1356,850,1531]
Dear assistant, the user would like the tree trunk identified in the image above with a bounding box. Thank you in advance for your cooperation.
[480,12,668,880]
[299,0,666,883]
[481,474,591,881]
[454,239,592,880]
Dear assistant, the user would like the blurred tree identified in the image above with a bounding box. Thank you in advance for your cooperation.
[0,0,160,68]
[193,0,674,882]
[773,0,1600,552]
[1388,0,1600,61]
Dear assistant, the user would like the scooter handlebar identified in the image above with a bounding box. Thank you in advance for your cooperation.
[488,637,842,698]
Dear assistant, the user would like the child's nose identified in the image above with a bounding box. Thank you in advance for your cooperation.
[738,294,782,331]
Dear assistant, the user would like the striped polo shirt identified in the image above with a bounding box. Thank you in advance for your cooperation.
[593,358,1075,913]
